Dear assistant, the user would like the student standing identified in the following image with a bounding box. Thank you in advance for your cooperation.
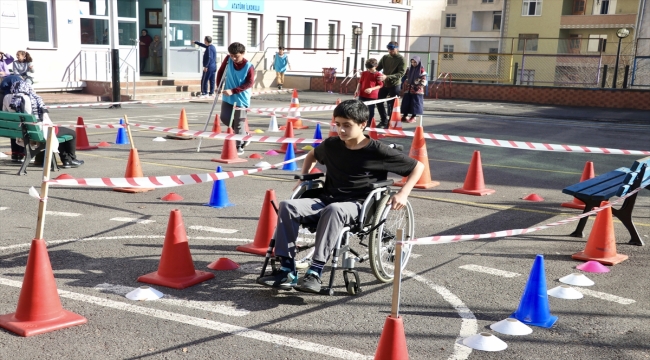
[139,30,153,73]
[400,56,427,123]
[354,58,383,122]
[194,36,217,97]
[272,46,291,90]
[375,41,406,128]
[149,35,163,75]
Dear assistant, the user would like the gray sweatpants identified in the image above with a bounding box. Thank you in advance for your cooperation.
[220,101,247,147]
[274,198,361,263]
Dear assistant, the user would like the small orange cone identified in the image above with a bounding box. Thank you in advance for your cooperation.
[113,148,154,193]
[166,108,193,139]
[562,161,595,210]
[161,192,183,201]
[138,209,215,289]
[0,239,87,336]
[572,201,628,265]
[281,89,308,130]
[212,127,248,164]
[212,114,222,133]
[452,150,495,196]
[384,98,405,138]
[237,189,278,256]
[368,118,385,140]
[394,126,439,189]
[374,316,409,360]
[277,122,303,154]
[75,117,98,150]
[207,257,240,270]
[523,193,544,202]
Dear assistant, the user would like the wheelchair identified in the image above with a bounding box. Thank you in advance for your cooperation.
[257,172,415,296]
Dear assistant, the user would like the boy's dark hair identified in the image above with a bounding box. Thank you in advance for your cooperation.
[333,99,369,126]
[278,46,285,51]
[365,58,378,68]
[204,36,212,44]
[228,42,246,54]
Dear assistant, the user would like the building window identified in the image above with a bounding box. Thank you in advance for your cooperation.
[304,19,316,49]
[327,21,339,50]
[573,0,586,14]
[445,14,456,28]
[522,0,542,16]
[370,24,380,51]
[493,12,502,30]
[391,25,400,42]
[27,0,53,46]
[351,23,362,49]
[443,45,454,59]
[488,48,498,61]
[521,69,535,85]
[517,34,539,51]
[80,0,109,45]
[247,17,259,48]
[482,0,494,3]
[168,0,200,47]
[277,18,289,48]
[599,0,610,14]
[447,0,457,4]
[213,15,227,47]
[588,34,607,52]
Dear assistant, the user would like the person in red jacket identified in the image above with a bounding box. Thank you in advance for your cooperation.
[354,58,383,122]
[139,29,153,73]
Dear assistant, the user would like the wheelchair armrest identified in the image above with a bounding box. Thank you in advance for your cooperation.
[295,173,325,181]
[372,179,394,189]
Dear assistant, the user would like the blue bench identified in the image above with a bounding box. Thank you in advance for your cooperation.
[562,156,650,246]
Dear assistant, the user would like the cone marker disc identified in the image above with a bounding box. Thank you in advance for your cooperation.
[490,318,533,336]
[462,333,508,352]
[548,285,584,299]
[125,286,164,301]
[559,273,595,286]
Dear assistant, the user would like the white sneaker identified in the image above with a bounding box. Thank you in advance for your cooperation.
[243,132,251,148]
[237,146,245,156]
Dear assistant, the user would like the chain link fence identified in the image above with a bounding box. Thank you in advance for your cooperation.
[631,38,650,88]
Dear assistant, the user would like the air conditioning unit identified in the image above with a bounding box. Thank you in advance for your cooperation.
[392,0,403,4]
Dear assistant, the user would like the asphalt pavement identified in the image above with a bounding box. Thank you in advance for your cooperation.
[0,94,649,359]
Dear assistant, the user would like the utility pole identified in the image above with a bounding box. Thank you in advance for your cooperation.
[109,0,121,108]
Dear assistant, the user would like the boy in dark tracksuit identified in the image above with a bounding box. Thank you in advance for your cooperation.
[376,41,406,128]
[194,36,217,97]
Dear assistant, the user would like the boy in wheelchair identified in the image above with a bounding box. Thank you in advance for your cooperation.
[257,99,424,293]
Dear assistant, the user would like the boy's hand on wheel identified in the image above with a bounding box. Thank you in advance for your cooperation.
[389,192,408,210]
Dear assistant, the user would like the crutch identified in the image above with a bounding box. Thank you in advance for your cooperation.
[196,65,228,153]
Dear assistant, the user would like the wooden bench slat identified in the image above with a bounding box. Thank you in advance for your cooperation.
[631,156,650,172]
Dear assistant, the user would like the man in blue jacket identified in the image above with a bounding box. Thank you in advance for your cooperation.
[194,36,217,97]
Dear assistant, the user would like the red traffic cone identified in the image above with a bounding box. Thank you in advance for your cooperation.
[75,117,98,150]
[212,114,222,133]
[0,239,87,336]
[572,201,628,265]
[237,189,278,256]
[113,148,154,193]
[394,126,439,189]
[207,257,240,270]
[562,161,595,210]
[374,316,409,360]
[280,89,308,129]
[212,127,247,164]
[277,122,303,154]
[368,118,385,140]
[452,150,495,196]
[138,209,215,289]
[384,98,405,138]
[310,166,322,174]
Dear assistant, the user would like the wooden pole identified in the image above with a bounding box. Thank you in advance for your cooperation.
[123,115,135,150]
[390,228,404,319]
[34,127,56,240]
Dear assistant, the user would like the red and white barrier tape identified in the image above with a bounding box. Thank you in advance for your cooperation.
[43,89,294,110]
[46,154,307,188]
[239,96,398,114]
[400,187,642,245]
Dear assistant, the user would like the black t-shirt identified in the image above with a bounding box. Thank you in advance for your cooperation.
[314,136,418,203]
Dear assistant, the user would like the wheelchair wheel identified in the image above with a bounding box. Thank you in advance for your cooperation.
[368,194,414,283]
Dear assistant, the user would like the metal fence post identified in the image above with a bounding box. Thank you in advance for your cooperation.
[513,62,519,85]
[345,57,350,77]
[601,65,608,88]
[622,65,630,89]
[429,60,435,81]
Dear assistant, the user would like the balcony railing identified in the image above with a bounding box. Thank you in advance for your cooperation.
[560,14,637,28]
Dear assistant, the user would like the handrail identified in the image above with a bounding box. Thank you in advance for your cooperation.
[119,57,137,100]
[430,72,451,99]
[339,69,359,95]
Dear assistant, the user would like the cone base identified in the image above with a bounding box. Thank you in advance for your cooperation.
[236,243,268,256]
[561,200,585,210]
[211,158,248,164]
[204,202,234,209]
[165,135,194,140]
[0,310,87,337]
[137,270,215,289]
[511,312,558,328]
[571,251,628,266]
[374,316,408,360]
[394,180,440,189]
[76,145,99,150]
[452,187,496,196]
[113,187,154,193]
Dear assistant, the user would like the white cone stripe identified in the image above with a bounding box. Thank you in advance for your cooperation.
[0,277,369,359]
[459,265,521,278]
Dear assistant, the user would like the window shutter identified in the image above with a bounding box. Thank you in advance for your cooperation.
[247,18,257,47]
[212,16,224,47]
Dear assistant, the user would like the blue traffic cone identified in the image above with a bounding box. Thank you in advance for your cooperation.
[115,119,129,145]
[512,255,558,328]
[312,123,322,147]
[204,166,233,208]
[282,142,298,171]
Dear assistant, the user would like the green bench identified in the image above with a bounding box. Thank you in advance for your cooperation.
[0,110,73,175]
[562,156,650,246]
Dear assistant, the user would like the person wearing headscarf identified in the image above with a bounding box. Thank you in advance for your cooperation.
[0,51,14,79]
[2,80,84,168]
[400,55,427,123]
[139,29,153,73]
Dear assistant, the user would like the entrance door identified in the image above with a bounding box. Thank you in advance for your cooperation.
[162,0,202,78]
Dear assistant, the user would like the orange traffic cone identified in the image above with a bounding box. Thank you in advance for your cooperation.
[280,89,308,130]
[138,209,215,289]
[0,239,87,336]
[212,114,222,133]
[368,118,386,140]
[237,189,279,256]
[452,150,495,196]
[75,117,98,150]
[212,127,247,164]
[384,98,405,138]
[394,126,439,189]
[328,99,341,138]
[310,166,322,174]
[572,201,628,265]
[374,316,409,360]
[277,122,303,154]
[166,108,193,139]
[562,161,595,210]
[113,148,154,193]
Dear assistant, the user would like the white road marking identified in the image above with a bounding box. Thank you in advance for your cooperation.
[575,288,636,305]
[0,277,370,359]
[110,217,156,224]
[94,283,250,317]
[0,207,8,211]
[0,235,252,252]
[188,226,238,234]
[46,211,82,217]
[409,253,421,259]
[459,264,521,278]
